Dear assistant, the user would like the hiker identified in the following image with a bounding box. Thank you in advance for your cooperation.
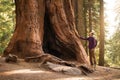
[80,32,97,66]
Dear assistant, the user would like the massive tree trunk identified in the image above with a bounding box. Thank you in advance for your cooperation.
[3,0,45,58]
[3,0,89,65]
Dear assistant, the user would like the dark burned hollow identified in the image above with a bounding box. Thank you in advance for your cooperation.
[43,9,76,61]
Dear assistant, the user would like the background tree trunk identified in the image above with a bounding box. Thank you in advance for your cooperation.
[3,0,89,65]
[72,0,88,54]
[88,0,93,32]
[99,0,105,66]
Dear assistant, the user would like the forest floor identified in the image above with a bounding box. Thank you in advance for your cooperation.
[0,57,120,80]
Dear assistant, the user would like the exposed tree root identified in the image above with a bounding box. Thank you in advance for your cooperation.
[24,53,93,75]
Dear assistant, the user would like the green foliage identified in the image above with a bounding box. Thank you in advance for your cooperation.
[104,0,120,67]
[83,0,100,35]
[0,0,15,54]
[105,27,120,67]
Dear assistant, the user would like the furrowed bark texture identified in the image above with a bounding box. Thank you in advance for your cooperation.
[3,0,89,65]
[4,0,45,57]
[44,0,89,64]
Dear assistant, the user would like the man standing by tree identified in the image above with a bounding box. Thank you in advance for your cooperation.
[80,32,97,68]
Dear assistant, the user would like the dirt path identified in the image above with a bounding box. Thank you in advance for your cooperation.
[0,57,120,80]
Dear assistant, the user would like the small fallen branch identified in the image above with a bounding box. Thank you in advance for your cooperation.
[5,54,18,63]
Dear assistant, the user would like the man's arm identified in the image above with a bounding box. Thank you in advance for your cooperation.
[80,37,89,40]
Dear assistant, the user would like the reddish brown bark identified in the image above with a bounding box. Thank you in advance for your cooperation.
[3,0,90,65]
[45,0,89,64]
[3,0,45,57]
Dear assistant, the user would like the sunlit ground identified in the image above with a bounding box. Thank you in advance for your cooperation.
[0,69,49,75]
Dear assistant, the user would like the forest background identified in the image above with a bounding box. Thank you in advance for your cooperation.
[0,0,119,68]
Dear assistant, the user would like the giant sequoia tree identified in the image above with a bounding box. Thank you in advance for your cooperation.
[3,0,89,65]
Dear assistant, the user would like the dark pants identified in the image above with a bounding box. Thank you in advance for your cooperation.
[89,48,96,65]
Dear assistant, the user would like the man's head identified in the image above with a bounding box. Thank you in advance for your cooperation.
[89,32,94,36]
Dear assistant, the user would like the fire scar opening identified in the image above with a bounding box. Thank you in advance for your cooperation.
[43,8,76,61]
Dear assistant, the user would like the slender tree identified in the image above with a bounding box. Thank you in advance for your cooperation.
[99,0,105,66]
[88,0,93,32]
[72,0,87,49]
